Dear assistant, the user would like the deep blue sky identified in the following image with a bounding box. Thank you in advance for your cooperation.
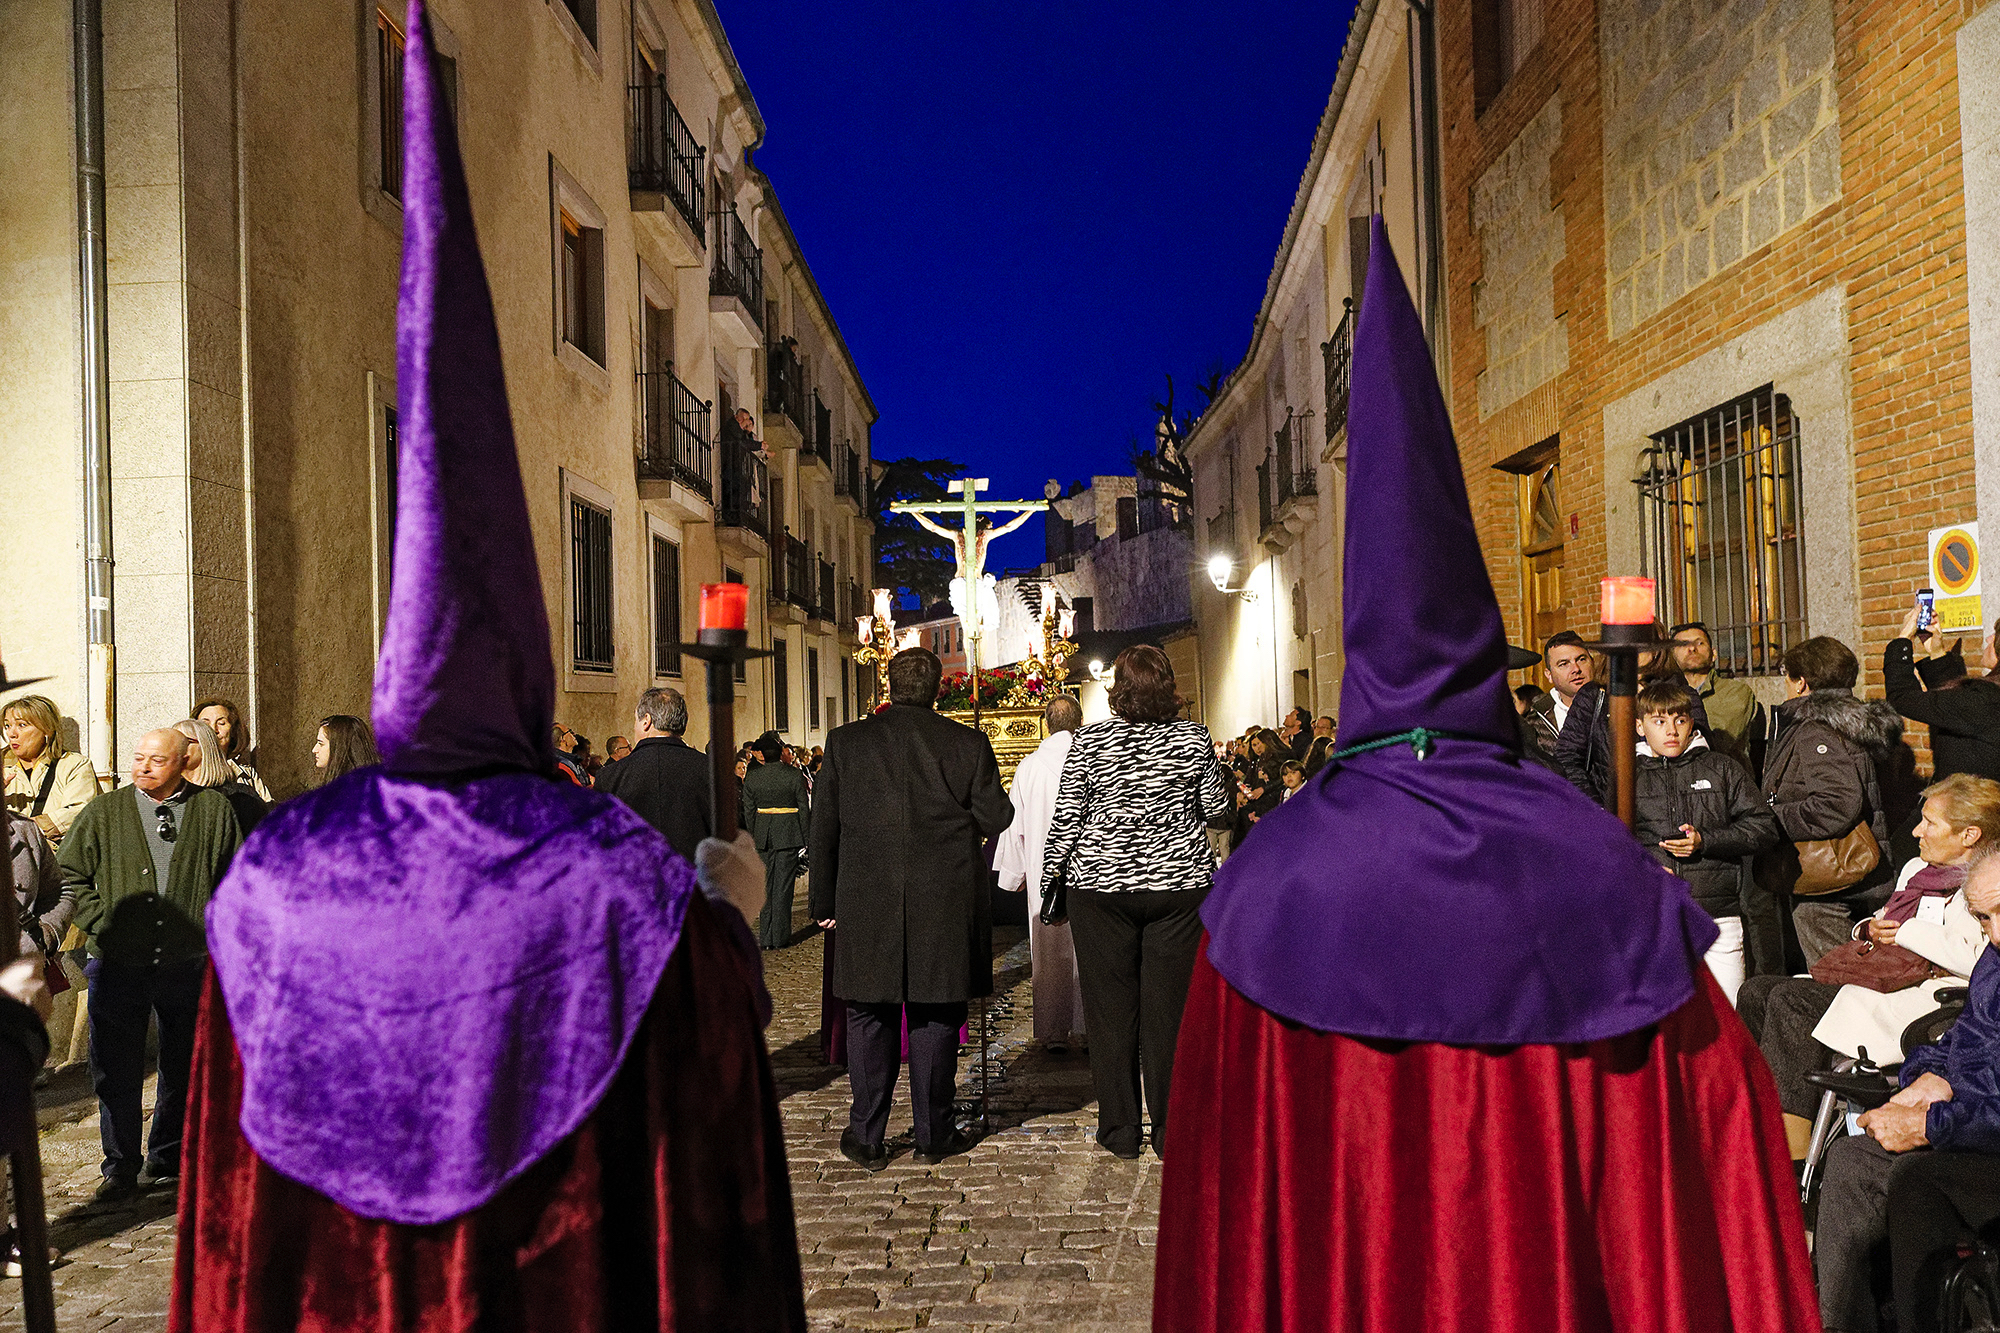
[725,2,1358,564]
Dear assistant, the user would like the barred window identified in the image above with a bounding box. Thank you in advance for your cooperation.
[570,496,614,674]
[651,534,681,678]
[807,648,821,730]
[1636,385,1805,677]
[376,10,405,200]
[772,636,789,732]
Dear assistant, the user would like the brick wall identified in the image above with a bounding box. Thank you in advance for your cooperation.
[1441,0,1990,740]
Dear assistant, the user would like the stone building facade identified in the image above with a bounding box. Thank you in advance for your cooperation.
[1441,0,1992,719]
[0,0,874,793]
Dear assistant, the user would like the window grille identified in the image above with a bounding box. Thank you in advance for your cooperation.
[652,534,681,678]
[377,11,405,200]
[1636,385,1805,677]
[808,649,821,730]
[570,497,614,673]
[773,636,789,731]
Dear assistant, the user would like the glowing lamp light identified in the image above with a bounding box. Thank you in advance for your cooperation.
[1088,658,1108,683]
[699,582,749,632]
[1207,554,1233,591]
[872,587,895,621]
[857,615,875,643]
[1599,576,1657,628]
[1057,608,1076,639]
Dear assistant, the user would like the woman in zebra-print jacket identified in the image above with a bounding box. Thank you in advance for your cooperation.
[1042,644,1231,1160]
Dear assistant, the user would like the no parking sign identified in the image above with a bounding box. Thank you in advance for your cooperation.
[1928,522,1984,634]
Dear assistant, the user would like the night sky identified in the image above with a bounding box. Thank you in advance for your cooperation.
[726,2,1360,562]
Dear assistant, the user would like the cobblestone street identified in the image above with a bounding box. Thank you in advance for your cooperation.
[1,910,1156,1332]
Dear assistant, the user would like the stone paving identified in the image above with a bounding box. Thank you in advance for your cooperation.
[0,909,1156,1331]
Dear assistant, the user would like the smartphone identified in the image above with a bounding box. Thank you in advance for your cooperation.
[1917,587,1937,635]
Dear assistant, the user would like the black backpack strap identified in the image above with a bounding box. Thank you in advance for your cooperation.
[28,758,59,817]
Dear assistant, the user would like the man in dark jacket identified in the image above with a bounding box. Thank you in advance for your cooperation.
[1885,612,2000,786]
[59,726,241,1201]
[1630,679,1779,1002]
[593,687,711,862]
[742,732,810,949]
[809,648,1013,1170]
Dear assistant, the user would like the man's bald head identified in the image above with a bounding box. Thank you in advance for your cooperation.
[1045,695,1083,734]
[1965,854,2000,950]
[133,727,190,798]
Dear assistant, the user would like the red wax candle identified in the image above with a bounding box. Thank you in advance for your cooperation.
[700,582,749,631]
[1600,576,1657,627]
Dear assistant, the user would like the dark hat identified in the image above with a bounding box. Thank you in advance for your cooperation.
[754,731,784,761]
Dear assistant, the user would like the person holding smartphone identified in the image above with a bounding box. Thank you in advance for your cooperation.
[1884,593,2000,868]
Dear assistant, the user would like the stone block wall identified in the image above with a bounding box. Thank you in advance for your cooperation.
[1600,0,1840,339]
[1473,95,1568,418]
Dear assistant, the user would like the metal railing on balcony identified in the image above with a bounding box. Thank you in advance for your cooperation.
[636,366,712,501]
[836,441,862,500]
[626,78,705,235]
[766,339,805,433]
[847,580,864,626]
[1322,297,1354,441]
[811,392,832,465]
[1256,460,1273,533]
[717,417,769,537]
[816,559,837,622]
[779,532,811,609]
[710,207,764,320]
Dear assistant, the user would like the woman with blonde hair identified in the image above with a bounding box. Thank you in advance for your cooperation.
[175,718,268,835]
[192,697,273,802]
[2,695,101,842]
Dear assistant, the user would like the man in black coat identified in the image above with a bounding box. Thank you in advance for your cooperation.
[594,687,712,862]
[742,732,811,949]
[809,648,1013,1170]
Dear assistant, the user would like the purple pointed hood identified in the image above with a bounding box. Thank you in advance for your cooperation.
[1199,220,1717,1046]
[206,0,693,1225]
[371,0,555,779]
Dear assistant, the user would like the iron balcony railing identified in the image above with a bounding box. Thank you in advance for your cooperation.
[836,441,862,499]
[1270,419,1318,509]
[710,207,764,320]
[817,558,837,622]
[635,366,712,501]
[717,416,769,538]
[812,392,832,465]
[778,531,811,609]
[626,78,705,236]
[1322,297,1354,441]
[847,580,864,625]
[1256,459,1273,533]
[766,339,806,434]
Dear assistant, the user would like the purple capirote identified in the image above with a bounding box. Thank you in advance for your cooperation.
[205,0,693,1225]
[1199,219,1717,1046]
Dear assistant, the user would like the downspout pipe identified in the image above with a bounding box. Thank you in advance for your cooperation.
[1404,0,1447,352]
[74,0,115,777]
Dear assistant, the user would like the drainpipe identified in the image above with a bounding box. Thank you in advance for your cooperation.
[1403,0,1447,354]
[74,0,116,779]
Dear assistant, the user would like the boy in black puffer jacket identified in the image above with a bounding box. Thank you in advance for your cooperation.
[1631,679,1780,1005]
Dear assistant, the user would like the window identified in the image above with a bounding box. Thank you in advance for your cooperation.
[772,636,789,731]
[1637,386,1804,677]
[725,567,746,682]
[1117,495,1139,540]
[559,209,605,364]
[841,658,851,724]
[807,648,821,730]
[377,10,405,200]
[652,533,681,678]
[1474,0,1544,111]
[570,494,614,674]
[558,0,596,47]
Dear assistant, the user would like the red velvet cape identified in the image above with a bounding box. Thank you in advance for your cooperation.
[1156,937,1820,1333]
[170,893,806,1332]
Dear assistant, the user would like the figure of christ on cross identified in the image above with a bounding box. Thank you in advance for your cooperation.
[891,479,1044,676]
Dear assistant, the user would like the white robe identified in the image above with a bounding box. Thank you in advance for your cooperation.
[994,729,1085,1040]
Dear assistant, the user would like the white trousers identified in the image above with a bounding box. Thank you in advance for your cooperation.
[1703,916,1746,1008]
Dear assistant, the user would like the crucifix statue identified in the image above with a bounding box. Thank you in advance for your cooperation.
[891,478,1043,700]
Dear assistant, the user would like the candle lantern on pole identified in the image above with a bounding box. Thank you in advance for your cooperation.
[681,582,769,842]
[1585,576,1666,831]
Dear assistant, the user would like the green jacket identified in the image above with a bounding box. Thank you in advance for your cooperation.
[1690,673,1762,765]
[59,784,241,965]
[742,761,811,853]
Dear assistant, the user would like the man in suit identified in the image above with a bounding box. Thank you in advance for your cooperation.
[742,732,810,949]
[810,648,1013,1171]
[593,687,711,862]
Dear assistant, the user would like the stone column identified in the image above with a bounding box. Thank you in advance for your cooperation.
[1961,8,2000,545]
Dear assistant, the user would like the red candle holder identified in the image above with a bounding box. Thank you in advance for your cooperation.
[700,582,749,633]
[1597,576,1660,647]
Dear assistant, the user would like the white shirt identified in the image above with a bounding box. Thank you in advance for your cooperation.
[993,729,1074,913]
[1551,693,1573,732]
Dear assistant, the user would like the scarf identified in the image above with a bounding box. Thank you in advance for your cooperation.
[1883,862,1969,924]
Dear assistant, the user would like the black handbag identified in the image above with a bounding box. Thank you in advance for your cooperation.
[1038,874,1069,927]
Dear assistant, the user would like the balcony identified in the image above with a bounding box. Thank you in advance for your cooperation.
[709,207,764,350]
[834,438,862,512]
[635,366,712,519]
[1322,297,1354,453]
[812,557,838,628]
[768,530,809,624]
[764,339,806,449]
[800,391,832,475]
[843,580,865,641]
[716,416,770,553]
[627,78,705,266]
[1260,421,1320,553]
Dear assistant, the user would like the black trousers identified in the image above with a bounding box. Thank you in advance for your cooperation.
[1819,1135,2000,1333]
[756,847,800,949]
[1067,887,1206,1155]
[845,1000,966,1151]
[1738,974,1842,1119]
[85,954,205,1181]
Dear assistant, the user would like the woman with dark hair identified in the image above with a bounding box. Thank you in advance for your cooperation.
[193,696,274,802]
[1041,644,1231,1159]
[311,715,381,785]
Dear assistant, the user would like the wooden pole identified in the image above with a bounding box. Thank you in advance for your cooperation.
[1607,651,1638,831]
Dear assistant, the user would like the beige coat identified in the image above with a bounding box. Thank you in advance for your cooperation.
[3,750,103,839]
[1813,857,1985,1061]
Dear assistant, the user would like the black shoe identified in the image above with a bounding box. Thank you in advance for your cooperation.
[911,1129,978,1165]
[138,1165,179,1191]
[92,1176,137,1204]
[839,1130,889,1173]
[1097,1130,1142,1160]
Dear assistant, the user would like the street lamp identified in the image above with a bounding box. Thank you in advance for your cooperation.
[1087,659,1109,683]
[1206,554,1259,602]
